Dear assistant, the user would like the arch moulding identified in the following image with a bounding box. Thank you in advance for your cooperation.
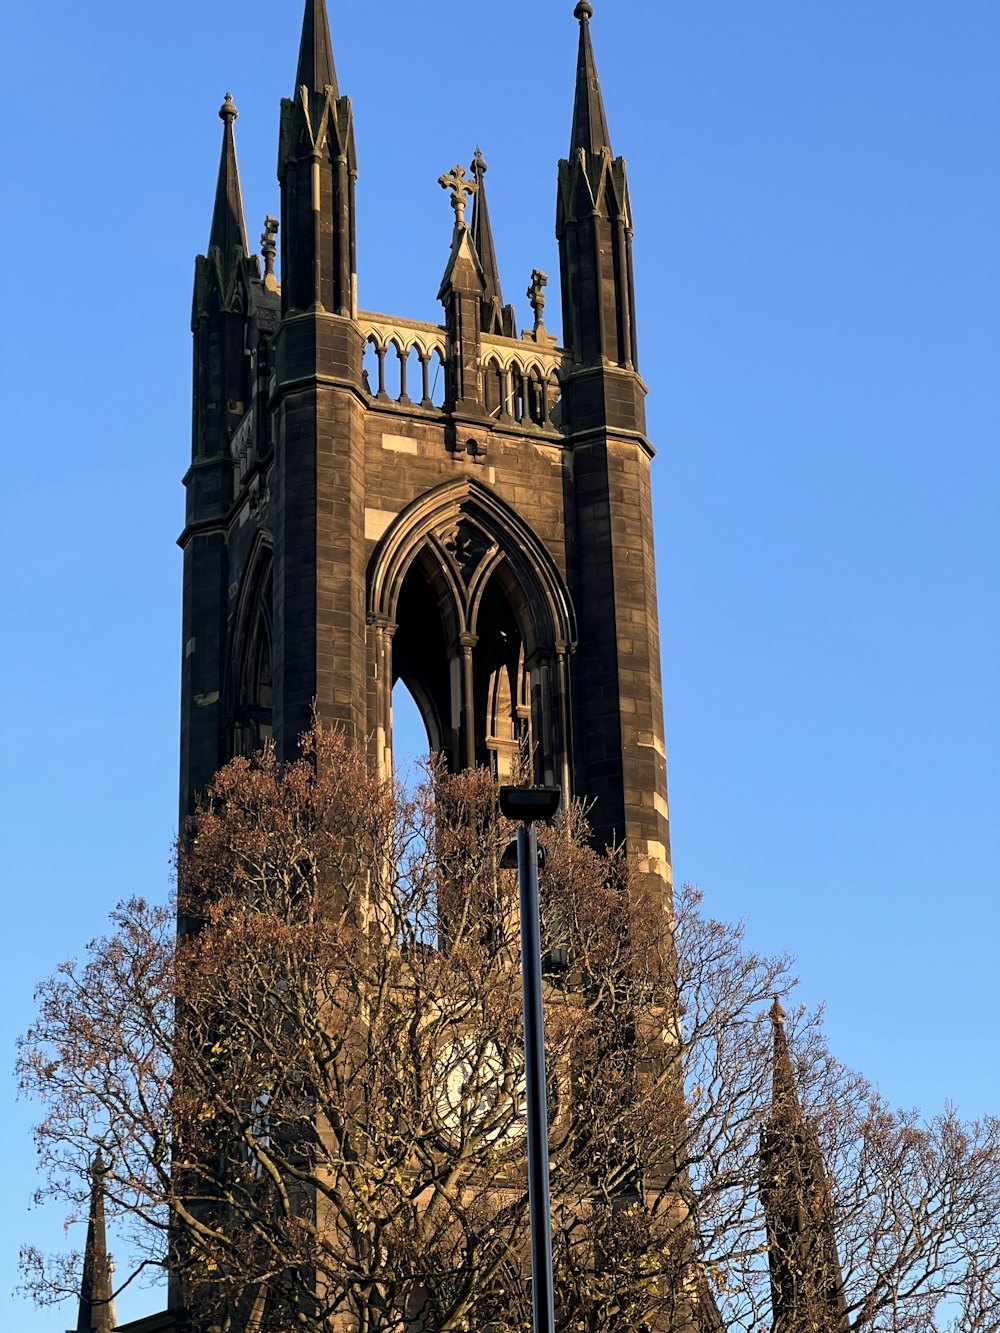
[367,477,577,656]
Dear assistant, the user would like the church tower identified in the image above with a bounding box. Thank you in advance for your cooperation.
[115,6,858,1333]
[179,0,671,894]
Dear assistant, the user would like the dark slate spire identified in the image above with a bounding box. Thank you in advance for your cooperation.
[279,0,356,317]
[209,93,249,258]
[72,1153,116,1333]
[469,149,514,337]
[470,149,502,308]
[295,0,339,96]
[761,999,851,1333]
[557,0,640,402]
[570,1,612,156]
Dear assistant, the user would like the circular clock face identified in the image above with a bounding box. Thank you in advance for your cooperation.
[434,1037,527,1146]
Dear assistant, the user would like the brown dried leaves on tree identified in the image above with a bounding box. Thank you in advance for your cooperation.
[18,726,1000,1332]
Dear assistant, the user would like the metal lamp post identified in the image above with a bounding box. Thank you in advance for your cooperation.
[499,784,561,1333]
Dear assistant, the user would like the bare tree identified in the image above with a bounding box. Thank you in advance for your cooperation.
[18,727,1000,1331]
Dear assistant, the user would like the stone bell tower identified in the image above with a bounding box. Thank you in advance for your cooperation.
[100,9,860,1332]
[179,0,671,892]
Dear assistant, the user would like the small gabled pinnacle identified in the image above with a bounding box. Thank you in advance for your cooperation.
[469,149,504,309]
[295,0,339,97]
[570,0,612,156]
[209,93,249,258]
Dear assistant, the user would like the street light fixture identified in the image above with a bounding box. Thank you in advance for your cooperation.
[499,784,561,1333]
[499,786,562,823]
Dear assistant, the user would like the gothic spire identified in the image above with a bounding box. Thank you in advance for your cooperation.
[557,0,639,392]
[761,999,851,1333]
[769,996,796,1111]
[209,93,249,258]
[295,0,339,97]
[467,149,515,336]
[279,0,356,316]
[73,1153,116,1333]
[570,1,612,156]
[470,149,503,309]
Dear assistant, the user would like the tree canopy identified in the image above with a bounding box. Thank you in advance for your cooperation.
[18,727,1000,1332]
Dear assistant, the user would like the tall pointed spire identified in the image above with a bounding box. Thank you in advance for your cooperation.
[295,0,339,97]
[557,0,640,391]
[570,2,612,156]
[279,0,356,316]
[72,1153,116,1333]
[470,149,503,308]
[760,1000,851,1333]
[209,93,249,257]
[468,149,514,337]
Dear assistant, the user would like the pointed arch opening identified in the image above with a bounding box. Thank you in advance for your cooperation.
[362,337,381,399]
[228,540,274,758]
[369,480,576,791]
[388,545,461,769]
[483,358,505,420]
[428,348,446,408]
[383,341,403,402]
[391,678,431,776]
[472,571,531,781]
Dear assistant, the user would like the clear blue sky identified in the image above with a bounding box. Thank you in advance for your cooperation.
[2,2,997,1326]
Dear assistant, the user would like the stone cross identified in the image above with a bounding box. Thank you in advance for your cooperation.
[260,216,279,274]
[438,164,478,227]
[260,215,279,291]
[527,269,549,330]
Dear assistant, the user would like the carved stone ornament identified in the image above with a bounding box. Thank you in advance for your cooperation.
[260,214,280,287]
[440,517,496,584]
[528,269,548,328]
[438,163,478,227]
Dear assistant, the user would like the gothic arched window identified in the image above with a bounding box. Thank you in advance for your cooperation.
[368,480,576,793]
[228,542,273,758]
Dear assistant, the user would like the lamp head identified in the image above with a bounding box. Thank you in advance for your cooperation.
[499,786,562,823]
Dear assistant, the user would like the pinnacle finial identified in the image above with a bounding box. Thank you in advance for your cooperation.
[261,216,279,291]
[771,995,786,1025]
[527,269,548,327]
[472,147,487,177]
[575,1,594,20]
[219,92,238,124]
